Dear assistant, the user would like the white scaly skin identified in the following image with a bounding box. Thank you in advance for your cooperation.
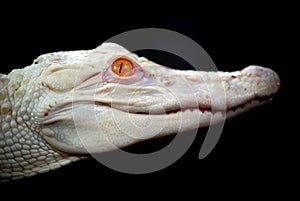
[0,43,280,182]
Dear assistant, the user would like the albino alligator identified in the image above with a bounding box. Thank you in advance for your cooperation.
[0,43,280,182]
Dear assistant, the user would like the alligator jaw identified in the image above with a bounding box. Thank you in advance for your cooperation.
[66,65,280,151]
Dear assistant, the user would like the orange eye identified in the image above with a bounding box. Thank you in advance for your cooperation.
[111,58,134,76]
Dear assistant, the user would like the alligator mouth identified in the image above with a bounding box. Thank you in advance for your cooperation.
[113,95,273,116]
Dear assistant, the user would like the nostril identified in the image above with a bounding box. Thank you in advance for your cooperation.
[242,65,266,77]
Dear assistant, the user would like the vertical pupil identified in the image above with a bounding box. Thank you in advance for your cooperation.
[119,62,123,73]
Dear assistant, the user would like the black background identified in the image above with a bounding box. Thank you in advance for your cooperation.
[0,4,297,199]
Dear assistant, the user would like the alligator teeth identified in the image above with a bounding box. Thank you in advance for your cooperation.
[227,99,268,118]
